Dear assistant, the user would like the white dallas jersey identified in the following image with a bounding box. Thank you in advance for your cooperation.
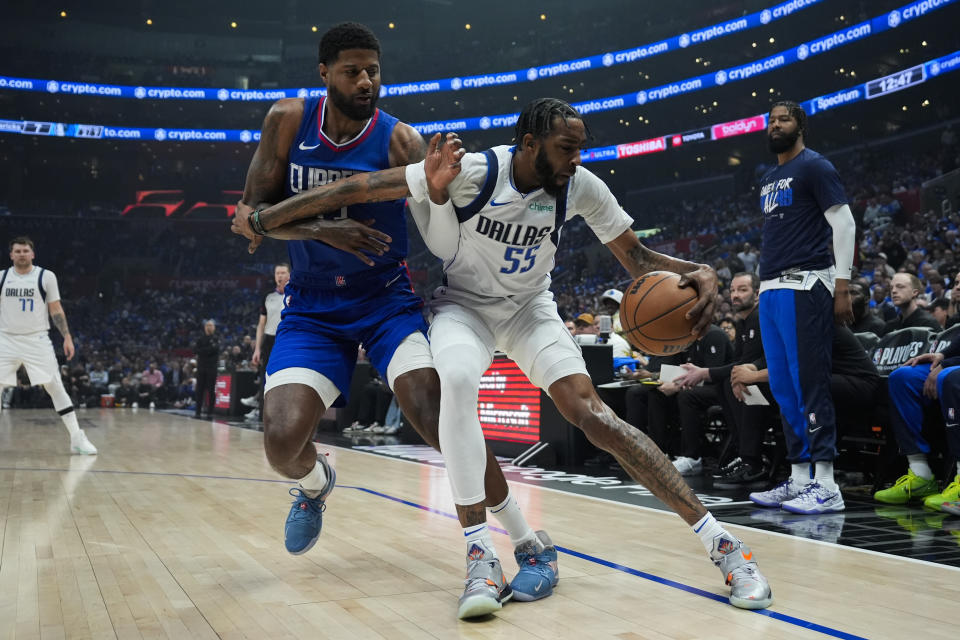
[0,266,60,334]
[406,145,632,297]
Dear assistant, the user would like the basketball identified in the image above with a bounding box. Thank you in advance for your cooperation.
[619,271,698,356]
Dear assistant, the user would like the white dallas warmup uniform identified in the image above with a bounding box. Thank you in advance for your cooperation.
[0,266,62,386]
[406,145,632,504]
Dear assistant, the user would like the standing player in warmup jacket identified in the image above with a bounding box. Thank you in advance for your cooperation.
[0,236,96,455]
[748,101,856,514]
[235,98,774,617]
[232,23,552,603]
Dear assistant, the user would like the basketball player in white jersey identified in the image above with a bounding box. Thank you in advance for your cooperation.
[233,99,773,616]
[0,237,97,455]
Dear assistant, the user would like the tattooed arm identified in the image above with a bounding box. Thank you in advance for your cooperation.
[47,299,75,361]
[234,98,303,252]
[606,229,718,336]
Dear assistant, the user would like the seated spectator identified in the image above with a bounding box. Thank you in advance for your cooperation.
[719,316,737,344]
[140,361,164,408]
[875,349,960,511]
[870,282,897,321]
[114,377,138,407]
[850,283,887,335]
[882,273,942,335]
[648,324,732,474]
[88,362,109,394]
[930,299,953,330]
[573,313,632,359]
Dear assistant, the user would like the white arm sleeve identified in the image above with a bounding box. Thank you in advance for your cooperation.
[406,197,460,262]
[824,203,855,280]
[404,154,488,263]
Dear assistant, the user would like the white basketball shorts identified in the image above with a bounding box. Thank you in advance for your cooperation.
[0,331,60,386]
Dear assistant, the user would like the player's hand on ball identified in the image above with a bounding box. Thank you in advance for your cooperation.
[315,218,392,266]
[425,132,465,202]
[677,264,718,337]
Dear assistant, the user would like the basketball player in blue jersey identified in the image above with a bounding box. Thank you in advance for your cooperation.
[232,23,555,605]
[748,102,856,515]
[235,98,774,616]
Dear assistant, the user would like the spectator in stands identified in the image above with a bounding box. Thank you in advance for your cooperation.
[598,288,625,338]
[573,312,632,358]
[193,320,220,418]
[931,299,953,329]
[870,281,897,321]
[115,376,137,407]
[719,316,737,344]
[882,273,941,335]
[139,361,164,408]
[850,283,886,335]
[88,362,109,395]
[875,348,960,511]
[737,243,759,274]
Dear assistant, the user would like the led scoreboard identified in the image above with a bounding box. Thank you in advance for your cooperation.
[478,355,541,443]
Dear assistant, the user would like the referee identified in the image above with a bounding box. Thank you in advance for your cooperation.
[244,262,290,421]
[747,101,856,515]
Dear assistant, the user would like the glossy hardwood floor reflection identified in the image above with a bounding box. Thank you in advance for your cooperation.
[0,409,955,640]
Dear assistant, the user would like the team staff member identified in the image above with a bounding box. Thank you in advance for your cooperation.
[193,319,220,418]
[748,101,856,515]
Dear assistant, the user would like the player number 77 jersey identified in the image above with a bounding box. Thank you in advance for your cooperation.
[405,145,633,298]
[0,266,60,334]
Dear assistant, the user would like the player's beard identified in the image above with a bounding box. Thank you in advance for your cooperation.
[768,128,800,154]
[327,84,378,121]
[535,147,565,198]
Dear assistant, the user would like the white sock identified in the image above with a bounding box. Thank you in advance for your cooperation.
[814,461,837,490]
[61,411,80,437]
[791,463,812,486]
[693,512,730,557]
[488,493,538,549]
[298,458,329,497]
[956,461,960,479]
[906,454,933,480]
[463,523,497,560]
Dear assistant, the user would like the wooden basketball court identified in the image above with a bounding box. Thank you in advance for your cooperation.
[0,408,955,639]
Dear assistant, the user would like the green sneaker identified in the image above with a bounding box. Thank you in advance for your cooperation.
[873,470,939,504]
[923,475,960,511]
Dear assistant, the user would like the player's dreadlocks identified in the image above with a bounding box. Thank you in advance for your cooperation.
[318,23,381,65]
[769,100,807,137]
[513,98,591,144]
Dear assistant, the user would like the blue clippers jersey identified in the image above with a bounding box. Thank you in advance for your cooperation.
[758,148,847,280]
[284,97,407,288]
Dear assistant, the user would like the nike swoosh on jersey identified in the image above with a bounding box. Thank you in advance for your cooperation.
[489,199,515,207]
[298,141,322,150]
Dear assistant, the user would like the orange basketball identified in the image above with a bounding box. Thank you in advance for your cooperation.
[619,271,698,356]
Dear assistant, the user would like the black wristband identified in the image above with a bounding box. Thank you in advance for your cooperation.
[249,208,268,236]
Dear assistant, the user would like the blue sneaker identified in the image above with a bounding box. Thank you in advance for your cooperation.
[284,455,336,555]
[510,530,558,601]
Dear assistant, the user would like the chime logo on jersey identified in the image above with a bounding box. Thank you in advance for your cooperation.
[760,177,795,215]
[475,215,552,247]
[288,163,359,193]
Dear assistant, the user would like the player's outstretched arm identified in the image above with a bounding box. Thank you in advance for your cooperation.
[47,300,75,361]
[605,230,718,336]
